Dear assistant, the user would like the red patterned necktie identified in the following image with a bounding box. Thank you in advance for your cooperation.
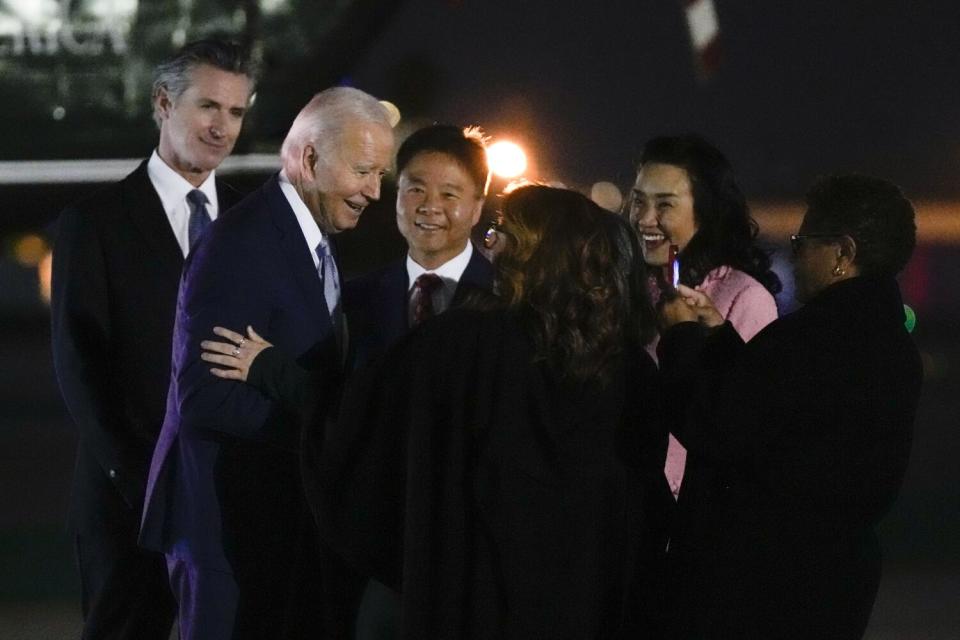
[412,273,444,326]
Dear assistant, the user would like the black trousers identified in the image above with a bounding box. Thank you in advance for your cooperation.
[76,527,175,640]
[72,450,175,640]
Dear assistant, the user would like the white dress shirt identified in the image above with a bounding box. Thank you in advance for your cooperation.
[146,150,220,257]
[278,170,326,271]
[405,242,474,326]
[278,171,347,351]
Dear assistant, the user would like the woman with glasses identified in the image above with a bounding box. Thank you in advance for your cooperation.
[201,185,666,638]
[626,134,781,635]
[658,174,922,638]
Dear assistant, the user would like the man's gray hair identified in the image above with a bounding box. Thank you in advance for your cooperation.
[280,87,392,177]
[152,39,255,128]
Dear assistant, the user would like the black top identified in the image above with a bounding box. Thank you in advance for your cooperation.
[658,275,923,639]
[251,307,666,639]
[342,249,495,370]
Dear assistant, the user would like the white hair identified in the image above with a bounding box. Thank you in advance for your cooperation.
[280,86,391,177]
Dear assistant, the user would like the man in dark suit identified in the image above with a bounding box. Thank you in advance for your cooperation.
[50,40,254,640]
[139,86,394,640]
[342,124,494,640]
[345,124,494,368]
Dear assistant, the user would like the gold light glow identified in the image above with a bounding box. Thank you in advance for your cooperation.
[487,140,527,179]
[13,234,48,267]
[590,181,623,212]
[38,250,52,305]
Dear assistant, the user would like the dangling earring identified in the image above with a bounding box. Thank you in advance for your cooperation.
[833,265,846,277]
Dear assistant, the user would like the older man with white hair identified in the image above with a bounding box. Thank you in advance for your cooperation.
[140,86,394,640]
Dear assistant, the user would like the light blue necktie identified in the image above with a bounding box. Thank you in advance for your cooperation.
[186,189,210,251]
[315,238,341,323]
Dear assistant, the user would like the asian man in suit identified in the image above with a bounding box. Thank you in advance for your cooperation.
[342,124,494,640]
[50,39,254,640]
[139,86,394,640]
[344,124,494,368]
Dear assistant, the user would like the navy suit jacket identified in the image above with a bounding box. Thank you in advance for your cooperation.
[141,174,339,571]
[343,247,494,370]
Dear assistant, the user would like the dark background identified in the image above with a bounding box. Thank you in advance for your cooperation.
[1,1,957,636]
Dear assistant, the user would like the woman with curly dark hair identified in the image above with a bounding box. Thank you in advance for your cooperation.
[201,185,666,638]
[492,185,656,384]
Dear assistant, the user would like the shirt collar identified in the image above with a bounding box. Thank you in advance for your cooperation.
[406,242,474,291]
[278,170,325,265]
[147,149,219,216]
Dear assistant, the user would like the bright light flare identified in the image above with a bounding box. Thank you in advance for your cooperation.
[487,140,527,179]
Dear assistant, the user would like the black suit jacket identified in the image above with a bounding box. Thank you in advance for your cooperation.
[312,308,662,639]
[260,247,495,530]
[658,275,923,639]
[51,159,241,531]
[342,247,495,371]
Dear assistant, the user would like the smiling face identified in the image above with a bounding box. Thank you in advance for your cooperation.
[628,162,699,267]
[155,63,252,186]
[396,151,484,269]
[300,118,394,234]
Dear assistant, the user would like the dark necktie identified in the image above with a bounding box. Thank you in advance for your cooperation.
[412,273,444,326]
[186,189,210,251]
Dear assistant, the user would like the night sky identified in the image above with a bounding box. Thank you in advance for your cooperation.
[346,1,960,198]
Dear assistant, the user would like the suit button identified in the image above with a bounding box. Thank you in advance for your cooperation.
[108,469,117,479]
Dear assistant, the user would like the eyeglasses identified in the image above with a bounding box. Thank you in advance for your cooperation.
[789,233,846,255]
[483,214,504,250]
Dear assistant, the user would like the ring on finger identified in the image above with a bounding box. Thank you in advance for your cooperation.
[232,346,241,356]
[238,337,246,348]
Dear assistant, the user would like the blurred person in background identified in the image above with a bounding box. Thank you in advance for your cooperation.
[626,134,781,636]
[50,38,254,640]
[658,173,922,638]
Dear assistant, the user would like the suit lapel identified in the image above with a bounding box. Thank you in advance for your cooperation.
[264,176,332,334]
[122,160,184,276]
[452,246,495,307]
[215,177,243,212]
[379,260,410,342]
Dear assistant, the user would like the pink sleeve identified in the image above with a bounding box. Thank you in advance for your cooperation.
[725,284,778,342]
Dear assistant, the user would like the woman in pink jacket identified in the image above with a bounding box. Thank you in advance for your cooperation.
[625,134,781,637]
